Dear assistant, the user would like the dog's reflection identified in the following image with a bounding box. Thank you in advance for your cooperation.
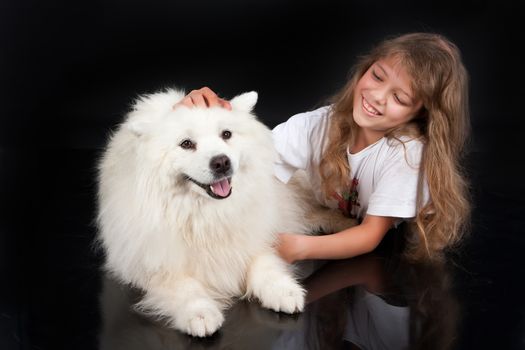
[98,274,304,350]
[99,251,459,350]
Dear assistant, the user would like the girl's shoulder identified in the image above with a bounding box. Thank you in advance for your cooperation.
[283,105,332,129]
[273,105,332,145]
[382,135,425,166]
[385,135,425,149]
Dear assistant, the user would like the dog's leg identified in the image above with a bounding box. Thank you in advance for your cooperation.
[286,170,357,234]
[246,252,305,313]
[304,206,358,234]
[135,276,224,337]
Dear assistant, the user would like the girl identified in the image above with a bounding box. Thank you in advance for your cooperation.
[176,32,471,263]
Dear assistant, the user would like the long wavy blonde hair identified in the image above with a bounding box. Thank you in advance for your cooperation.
[319,32,471,261]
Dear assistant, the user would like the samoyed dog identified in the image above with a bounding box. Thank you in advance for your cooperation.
[96,88,354,337]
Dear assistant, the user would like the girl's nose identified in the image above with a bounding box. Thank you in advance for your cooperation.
[370,86,388,105]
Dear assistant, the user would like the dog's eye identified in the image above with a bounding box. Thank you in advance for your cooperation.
[221,130,232,140]
[180,139,195,150]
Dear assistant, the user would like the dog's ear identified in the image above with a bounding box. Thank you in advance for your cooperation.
[125,88,187,136]
[126,119,151,137]
[230,91,258,113]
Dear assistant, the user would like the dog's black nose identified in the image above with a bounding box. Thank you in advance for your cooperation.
[210,155,231,175]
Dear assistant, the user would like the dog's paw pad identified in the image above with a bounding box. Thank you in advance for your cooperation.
[259,278,305,314]
[178,300,224,337]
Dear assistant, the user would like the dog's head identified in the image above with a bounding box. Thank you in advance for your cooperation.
[122,89,274,200]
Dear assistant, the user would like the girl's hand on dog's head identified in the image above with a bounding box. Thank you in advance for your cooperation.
[173,87,232,111]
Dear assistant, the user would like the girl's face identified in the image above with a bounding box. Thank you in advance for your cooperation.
[352,56,423,139]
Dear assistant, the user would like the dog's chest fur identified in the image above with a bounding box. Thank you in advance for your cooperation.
[163,197,277,296]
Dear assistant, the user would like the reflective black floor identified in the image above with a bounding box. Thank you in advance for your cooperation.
[1,147,524,350]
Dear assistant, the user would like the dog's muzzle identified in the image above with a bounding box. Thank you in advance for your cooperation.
[184,154,233,200]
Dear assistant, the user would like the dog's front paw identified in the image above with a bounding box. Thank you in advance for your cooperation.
[258,277,305,314]
[176,299,224,337]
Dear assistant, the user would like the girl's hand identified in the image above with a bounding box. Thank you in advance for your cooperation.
[276,233,309,264]
[173,86,232,110]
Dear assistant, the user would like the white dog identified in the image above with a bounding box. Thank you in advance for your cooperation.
[96,89,354,337]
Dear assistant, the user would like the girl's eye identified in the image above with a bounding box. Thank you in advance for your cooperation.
[180,139,195,150]
[372,70,382,81]
[221,130,232,140]
[394,94,408,106]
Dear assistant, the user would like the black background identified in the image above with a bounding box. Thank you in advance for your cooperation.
[1,1,524,349]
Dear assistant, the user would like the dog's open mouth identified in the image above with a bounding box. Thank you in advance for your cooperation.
[184,176,232,199]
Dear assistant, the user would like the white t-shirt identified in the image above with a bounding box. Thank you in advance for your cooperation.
[272,106,428,220]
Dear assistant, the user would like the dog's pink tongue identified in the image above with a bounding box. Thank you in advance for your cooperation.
[211,179,231,197]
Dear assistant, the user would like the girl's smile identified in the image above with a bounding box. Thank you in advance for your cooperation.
[361,95,382,117]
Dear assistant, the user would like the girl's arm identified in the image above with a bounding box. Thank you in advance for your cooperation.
[277,215,395,263]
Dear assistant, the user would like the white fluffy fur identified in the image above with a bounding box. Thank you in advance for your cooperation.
[96,88,354,337]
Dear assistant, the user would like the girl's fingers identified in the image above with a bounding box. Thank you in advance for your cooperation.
[199,87,218,105]
[173,87,232,110]
[189,94,207,108]
[177,97,194,108]
[219,99,232,110]
[199,87,229,109]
